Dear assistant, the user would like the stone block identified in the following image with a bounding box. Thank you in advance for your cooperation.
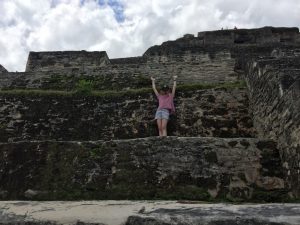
[0,137,288,201]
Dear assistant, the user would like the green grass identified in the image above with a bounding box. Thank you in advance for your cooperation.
[0,89,73,97]
[75,79,94,95]
[0,81,246,97]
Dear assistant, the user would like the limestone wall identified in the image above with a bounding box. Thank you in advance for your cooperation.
[144,51,238,84]
[0,26,300,202]
[245,56,300,197]
[198,27,299,45]
[0,50,239,90]
[0,64,7,74]
[0,45,285,91]
[0,69,149,90]
[1,27,299,90]
[0,88,254,142]
[110,56,146,64]
[25,51,110,72]
[0,137,287,201]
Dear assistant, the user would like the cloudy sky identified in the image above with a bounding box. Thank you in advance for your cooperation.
[0,0,299,72]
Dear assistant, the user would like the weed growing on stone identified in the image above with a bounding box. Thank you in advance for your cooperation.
[75,79,94,95]
[0,80,247,97]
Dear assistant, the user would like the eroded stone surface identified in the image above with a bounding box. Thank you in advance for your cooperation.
[25,51,110,72]
[0,201,299,225]
[245,55,300,197]
[1,27,300,91]
[0,50,239,90]
[0,26,299,201]
[196,26,300,45]
[0,137,287,201]
[0,64,7,74]
[0,88,254,142]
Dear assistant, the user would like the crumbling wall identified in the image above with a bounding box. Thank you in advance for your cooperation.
[0,50,239,90]
[2,27,300,91]
[198,27,299,45]
[25,51,110,72]
[0,88,254,142]
[0,26,300,201]
[0,137,287,201]
[0,64,8,74]
[245,56,300,197]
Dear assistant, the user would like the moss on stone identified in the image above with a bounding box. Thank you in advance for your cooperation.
[177,80,246,92]
[0,122,7,129]
[0,80,247,98]
[135,74,150,86]
[42,73,152,91]
[36,142,89,199]
[0,89,73,97]
[101,183,212,201]
[155,185,212,201]
[89,143,114,159]
[204,151,218,163]
[2,133,294,202]
[251,189,291,203]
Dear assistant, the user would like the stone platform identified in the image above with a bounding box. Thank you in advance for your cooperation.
[0,201,300,225]
[0,137,288,201]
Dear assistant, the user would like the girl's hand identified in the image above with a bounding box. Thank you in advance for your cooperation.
[151,77,155,81]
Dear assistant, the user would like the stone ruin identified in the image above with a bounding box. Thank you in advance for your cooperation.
[0,26,299,207]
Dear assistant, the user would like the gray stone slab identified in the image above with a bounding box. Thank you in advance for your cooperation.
[0,201,299,225]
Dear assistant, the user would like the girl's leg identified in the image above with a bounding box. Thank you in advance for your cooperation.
[157,119,163,136]
[161,119,168,136]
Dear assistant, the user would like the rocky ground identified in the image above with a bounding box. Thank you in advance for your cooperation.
[0,201,300,225]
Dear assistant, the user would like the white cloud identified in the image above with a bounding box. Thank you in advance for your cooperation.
[0,0,299,71]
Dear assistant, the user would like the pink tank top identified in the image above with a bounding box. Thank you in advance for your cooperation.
[157,94,175,113]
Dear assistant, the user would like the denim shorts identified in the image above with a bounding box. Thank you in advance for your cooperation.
[155,109,170,120]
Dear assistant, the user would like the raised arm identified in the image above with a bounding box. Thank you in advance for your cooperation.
[151,77,159,96]
[172,76,177,96]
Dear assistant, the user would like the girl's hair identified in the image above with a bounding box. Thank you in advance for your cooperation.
[160,84,170,92]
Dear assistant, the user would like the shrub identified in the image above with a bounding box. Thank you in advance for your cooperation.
[75,79,94,95]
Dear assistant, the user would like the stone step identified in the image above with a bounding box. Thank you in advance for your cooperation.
[0,201,299,225]
[0,88,254,142]
[0,137,289,201]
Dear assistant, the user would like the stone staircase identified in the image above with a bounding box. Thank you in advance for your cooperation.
[0,26,299,224]
[0,81,289,202]
[0,87,253,142]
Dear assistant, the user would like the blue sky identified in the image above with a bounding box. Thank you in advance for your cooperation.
[0,0,299,71]
[52,0,125,22]
[95,0,125,22]
[106,0,125,22]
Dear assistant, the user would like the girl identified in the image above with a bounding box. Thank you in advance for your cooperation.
[151,76,177,136]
